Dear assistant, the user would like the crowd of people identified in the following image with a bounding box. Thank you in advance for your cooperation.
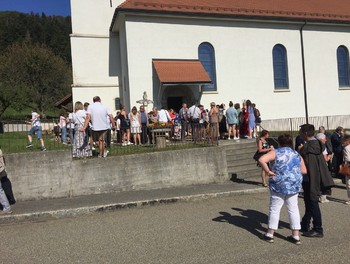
[256,124,350,245]
[110,99,262,146]
[24,97,262,157]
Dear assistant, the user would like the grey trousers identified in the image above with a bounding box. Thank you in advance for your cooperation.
[0,181,10,211]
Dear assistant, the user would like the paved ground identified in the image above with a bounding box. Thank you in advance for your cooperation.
[0,180,266,225]
[0,181,348,264]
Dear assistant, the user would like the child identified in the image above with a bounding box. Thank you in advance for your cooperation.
[53,122,61,141]
[0,148,12,214]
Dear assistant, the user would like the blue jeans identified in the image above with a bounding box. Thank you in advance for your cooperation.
[61,126,67,143]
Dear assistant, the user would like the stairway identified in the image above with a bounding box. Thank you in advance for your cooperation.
[221,139,261,182]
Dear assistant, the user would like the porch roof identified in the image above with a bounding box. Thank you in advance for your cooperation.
[152,59,211,85]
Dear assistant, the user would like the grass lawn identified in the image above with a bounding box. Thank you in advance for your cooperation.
[0,132,71,154]
[0,131,212,156]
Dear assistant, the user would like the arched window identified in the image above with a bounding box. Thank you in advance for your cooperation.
[198,42,217,91]
[337,46,350,87]
[272,44,289,89]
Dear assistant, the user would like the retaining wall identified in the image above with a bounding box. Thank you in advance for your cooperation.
[6,147,229,201]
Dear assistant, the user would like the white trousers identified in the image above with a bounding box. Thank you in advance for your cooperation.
[268,191,301,230]
[346,176,350,198]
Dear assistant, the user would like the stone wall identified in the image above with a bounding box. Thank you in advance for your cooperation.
[6,147,228,201]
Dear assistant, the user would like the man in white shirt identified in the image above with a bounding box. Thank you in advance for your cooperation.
[81,96,115,158]
[188,102,201,121]
[188,102,201,141]
[158,106,171,123]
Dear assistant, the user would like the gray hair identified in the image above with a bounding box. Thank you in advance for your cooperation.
[316,133,326,140]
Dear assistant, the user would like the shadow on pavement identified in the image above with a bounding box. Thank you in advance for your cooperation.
[212,207,289,240]
[230,176,261,187]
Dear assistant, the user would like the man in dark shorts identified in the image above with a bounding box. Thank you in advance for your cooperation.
[81,96,114,158]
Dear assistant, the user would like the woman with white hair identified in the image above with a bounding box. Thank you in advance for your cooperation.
[316,133,332,203]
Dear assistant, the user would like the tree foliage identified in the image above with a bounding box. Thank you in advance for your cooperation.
[0,42,72,117]
[0,11,71,63]
[0,11,72,118]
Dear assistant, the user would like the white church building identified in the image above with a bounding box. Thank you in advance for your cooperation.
[70,0,350,120]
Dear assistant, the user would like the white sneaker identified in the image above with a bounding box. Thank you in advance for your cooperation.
[127,141,133,145]
[1,209,12,215]
[122,143,127,146]
[227,137,231,140]
[103,150,109,158]
[319,196,329,203]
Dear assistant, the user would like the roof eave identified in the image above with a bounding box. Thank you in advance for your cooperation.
[110,8,350,32]
[161,81,212,85]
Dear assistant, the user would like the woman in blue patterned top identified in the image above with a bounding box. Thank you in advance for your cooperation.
[259,134,307,244]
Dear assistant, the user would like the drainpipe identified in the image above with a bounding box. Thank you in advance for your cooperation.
[300,21,309,124]
[198,84,203,104]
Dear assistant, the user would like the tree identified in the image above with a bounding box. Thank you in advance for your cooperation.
[0,42,72,117]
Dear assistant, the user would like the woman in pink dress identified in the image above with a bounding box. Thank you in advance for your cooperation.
[240,101,249,138]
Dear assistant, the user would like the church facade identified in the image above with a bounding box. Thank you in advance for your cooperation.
[70,0,350,120]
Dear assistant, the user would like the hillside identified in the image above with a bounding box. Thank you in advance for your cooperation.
[0,11,71,63]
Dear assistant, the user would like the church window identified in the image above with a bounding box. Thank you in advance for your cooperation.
[272,44,289,90]
[198,42,217,91]
[337,46,350,87]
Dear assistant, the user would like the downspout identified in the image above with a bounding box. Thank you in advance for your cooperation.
[300,21,309,124]
[198,84,203,103]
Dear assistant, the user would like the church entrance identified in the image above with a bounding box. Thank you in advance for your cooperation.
[160,85,196,112]
[167,97,182,112]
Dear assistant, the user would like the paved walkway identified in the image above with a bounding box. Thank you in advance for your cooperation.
[1,178,342,225]
[0,179,267,225]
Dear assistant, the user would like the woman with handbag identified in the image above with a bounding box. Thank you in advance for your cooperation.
[256,130,274,187]
[119,106,131,146]
[342,134,350,204]
[72,101,92,158]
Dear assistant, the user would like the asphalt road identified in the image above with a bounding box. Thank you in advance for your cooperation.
[1,186,349,264]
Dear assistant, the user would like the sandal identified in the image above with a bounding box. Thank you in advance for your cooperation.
[263,183,268,187]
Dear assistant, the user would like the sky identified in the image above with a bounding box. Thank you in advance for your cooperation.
[0,0,71,16]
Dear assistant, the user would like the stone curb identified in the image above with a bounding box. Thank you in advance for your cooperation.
[0,187,267,225]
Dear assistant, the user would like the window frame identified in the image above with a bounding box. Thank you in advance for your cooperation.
[272,44,289,90]
[198,42,217,92]
[337,45,350,88]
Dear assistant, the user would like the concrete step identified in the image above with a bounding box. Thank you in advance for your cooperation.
[225,144,257,155]
[226,152,256,162]
[228,162,260,172]
[223,139,261,181]
[227,160,256,169]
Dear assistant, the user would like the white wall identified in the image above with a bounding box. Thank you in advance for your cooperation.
[303,25,350,117]
[71,36,120,85]
[72,87,118,114]
[71,0,350,119]
[71,0,123,35]
[122,15,350,119]
[70,0,123,112]
[124,16,307,119]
